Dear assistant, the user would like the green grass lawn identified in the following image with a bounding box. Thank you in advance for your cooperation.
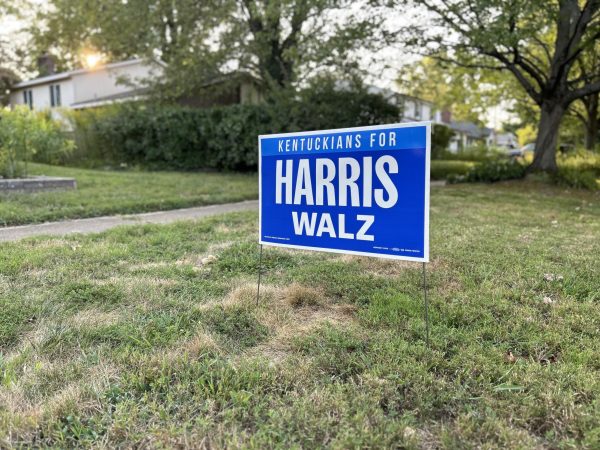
[0,163,258,226]
[1,181,599,448]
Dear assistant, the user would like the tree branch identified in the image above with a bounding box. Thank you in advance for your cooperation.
[566,79,600,103]
[487,50,542,103]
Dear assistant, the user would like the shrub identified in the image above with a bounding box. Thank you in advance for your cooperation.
[453,159,526,183]
[555,167,599,190]
[292,79,401,130]
[90,105,212,170]
[430,160,476,180]
[62,107,121,167]
[438,144,508,162]
[431,124,454,159]
[0,107,74,178]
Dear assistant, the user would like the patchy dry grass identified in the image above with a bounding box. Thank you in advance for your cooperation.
[0,180,599,448]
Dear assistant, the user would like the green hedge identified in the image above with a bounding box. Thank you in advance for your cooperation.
[430,160,477,180]
[67,84,400,171]
[461,159,527,183]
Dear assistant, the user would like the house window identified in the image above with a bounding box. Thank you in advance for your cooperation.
[50,84,61,107]
[415,103,421,120]
[23,90,33,109]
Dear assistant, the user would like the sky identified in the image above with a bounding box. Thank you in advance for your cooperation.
[0,2,513,129]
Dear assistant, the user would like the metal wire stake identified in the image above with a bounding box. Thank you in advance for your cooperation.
[422,262,430,348]
[256,244,264,306]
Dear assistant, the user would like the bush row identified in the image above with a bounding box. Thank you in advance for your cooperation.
[442,150,600,190]
[64,83,401,171]
[430,160,477,180]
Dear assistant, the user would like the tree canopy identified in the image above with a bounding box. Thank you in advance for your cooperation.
[397,56,508,125]
[32,0,383,94]
[394,0,600,171]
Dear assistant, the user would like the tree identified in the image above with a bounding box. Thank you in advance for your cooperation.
[34,0,383,95]
[397,56,510,125]
[0,67,19,105]
[577,93,599,149]
[32,0,221,70]
[395,0,600,172]
[0,0,24,99]
[223,0,381,88]
[568,43,600,149]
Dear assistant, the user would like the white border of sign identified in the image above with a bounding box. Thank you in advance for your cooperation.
[258,121,431,262]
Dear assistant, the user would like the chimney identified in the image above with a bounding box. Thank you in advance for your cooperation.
[37,53,56,76]
[441,109,452,124]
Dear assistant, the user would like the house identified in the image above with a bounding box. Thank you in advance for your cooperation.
[399,95,442,123]
[364,85,442,123]
[9,58,263,112]
[446,121,492,152]
[10,59,164,111]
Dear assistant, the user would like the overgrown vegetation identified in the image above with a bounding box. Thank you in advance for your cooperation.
[0,163,257,226]
[441,149,599,190]
[0,181,598,448]
[0,107,74,178]
[554,150,600,190]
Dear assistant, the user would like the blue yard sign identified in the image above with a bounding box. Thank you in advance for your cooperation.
[259,122,431,262]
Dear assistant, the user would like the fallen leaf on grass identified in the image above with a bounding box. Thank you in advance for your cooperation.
[505,351,517,364]
[199,255,217,266]
[543,296,554,305]
[543,274,564,282]
[539,355,558,365]
[403,427,417,440]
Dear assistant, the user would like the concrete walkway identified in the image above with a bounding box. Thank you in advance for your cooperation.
[0,200,258,243]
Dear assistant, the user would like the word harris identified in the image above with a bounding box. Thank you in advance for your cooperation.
[274,130,400,241]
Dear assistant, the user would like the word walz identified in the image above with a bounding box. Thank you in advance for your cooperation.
[275,155,400,241]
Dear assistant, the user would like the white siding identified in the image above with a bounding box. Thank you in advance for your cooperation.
[9,60,162,111]
[403,100,415,119]
[71,62,156,104]
[11,84,49,109]
[422,104,431,121]
[240,82,262,105]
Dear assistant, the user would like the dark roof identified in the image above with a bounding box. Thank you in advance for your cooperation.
[199,70,261,88]
[449,121,491,139]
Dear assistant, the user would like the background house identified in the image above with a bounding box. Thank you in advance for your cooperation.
[9,58,263,112]
[10,59,163,111]
[446,121,492,152]
[365,85,442,123]
[400,95,441,123]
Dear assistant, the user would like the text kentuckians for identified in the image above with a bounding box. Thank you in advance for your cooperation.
[277,131,398,153]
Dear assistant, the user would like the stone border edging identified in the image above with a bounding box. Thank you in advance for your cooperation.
[0,176,77,193]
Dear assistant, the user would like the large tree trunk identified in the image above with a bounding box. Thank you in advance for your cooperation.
[530,102,565,172]
[584,94,598,150]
